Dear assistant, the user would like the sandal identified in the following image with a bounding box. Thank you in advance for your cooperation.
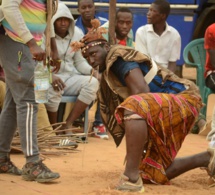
[115,174,145,193]
[207,147,215,177]
[208,177,215,188]
[54,138,78,149]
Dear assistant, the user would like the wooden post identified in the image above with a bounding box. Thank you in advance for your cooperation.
[108,0,116,45]
[46,0,52,59]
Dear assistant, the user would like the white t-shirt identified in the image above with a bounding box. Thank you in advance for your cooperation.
[135,23,181,68]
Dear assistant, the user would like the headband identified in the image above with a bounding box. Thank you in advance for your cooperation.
[70,19,108,53]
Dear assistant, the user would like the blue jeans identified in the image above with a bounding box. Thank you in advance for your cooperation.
[93,101,103,126]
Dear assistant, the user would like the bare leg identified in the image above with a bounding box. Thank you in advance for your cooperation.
[123,111,211,183]
[62,99,88,129]
[47,111,58,124]
[166,151,210,180]
[123,110,148,183]
[47,100,88,134]
[47,111,64,135]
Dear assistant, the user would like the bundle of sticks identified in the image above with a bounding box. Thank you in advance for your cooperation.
[11,122,89,157]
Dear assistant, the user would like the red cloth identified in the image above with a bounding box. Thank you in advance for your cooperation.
[118,39,126,46]
[204,23,215,77]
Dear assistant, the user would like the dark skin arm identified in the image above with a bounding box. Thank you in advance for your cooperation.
[51,74,66,91]
[27,38,46,63]
[50,37,61,73]
[124,68,150,95]
[168,61,176,73]
[27,37,61,73]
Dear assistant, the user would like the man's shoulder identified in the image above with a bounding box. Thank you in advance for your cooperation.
[109,45,150,61]
[73,26,84,40]
[137,24,151,33]
[100,21,109,29]
[166,24,180,37]
[75,16,82,27]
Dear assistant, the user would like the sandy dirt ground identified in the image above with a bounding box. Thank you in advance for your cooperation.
[0,134,215,195]
[1,67,215,195]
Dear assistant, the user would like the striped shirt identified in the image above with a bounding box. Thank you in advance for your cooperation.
[1,0,46,45]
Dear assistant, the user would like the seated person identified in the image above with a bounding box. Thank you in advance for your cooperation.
[75,0,109,139]
[135,0,180,72]
[135,0,206,133]
[45,2,99,135]
[0,65,77,147]
[101,7,134,47]
[75,0,108,35]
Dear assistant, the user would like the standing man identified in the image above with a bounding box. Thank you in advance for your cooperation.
[135,0,181,73]
[204,23,215,141]
[0,0,60,182]
[75,0,109,139]
[102,7,134,48]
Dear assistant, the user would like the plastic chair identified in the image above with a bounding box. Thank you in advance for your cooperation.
[183,38,213,117]
[183,38,206,98]
[202,86,213,117]
[57,96,89,140]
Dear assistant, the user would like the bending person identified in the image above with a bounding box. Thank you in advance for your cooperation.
[71,19,215,192]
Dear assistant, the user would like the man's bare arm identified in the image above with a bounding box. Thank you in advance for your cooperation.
[168,61,176,73]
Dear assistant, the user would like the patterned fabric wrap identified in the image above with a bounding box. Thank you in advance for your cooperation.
[99,45,201,147]
[115,92,202,184]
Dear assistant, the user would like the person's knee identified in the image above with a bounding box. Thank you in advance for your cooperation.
[45,99,60,112]
[87,77,99,93]
[46,88,62,112]
[79,77,99,104]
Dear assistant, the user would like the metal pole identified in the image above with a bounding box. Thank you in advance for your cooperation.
[108,0,116,45]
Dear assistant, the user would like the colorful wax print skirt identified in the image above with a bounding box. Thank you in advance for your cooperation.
[115,92,203,184]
